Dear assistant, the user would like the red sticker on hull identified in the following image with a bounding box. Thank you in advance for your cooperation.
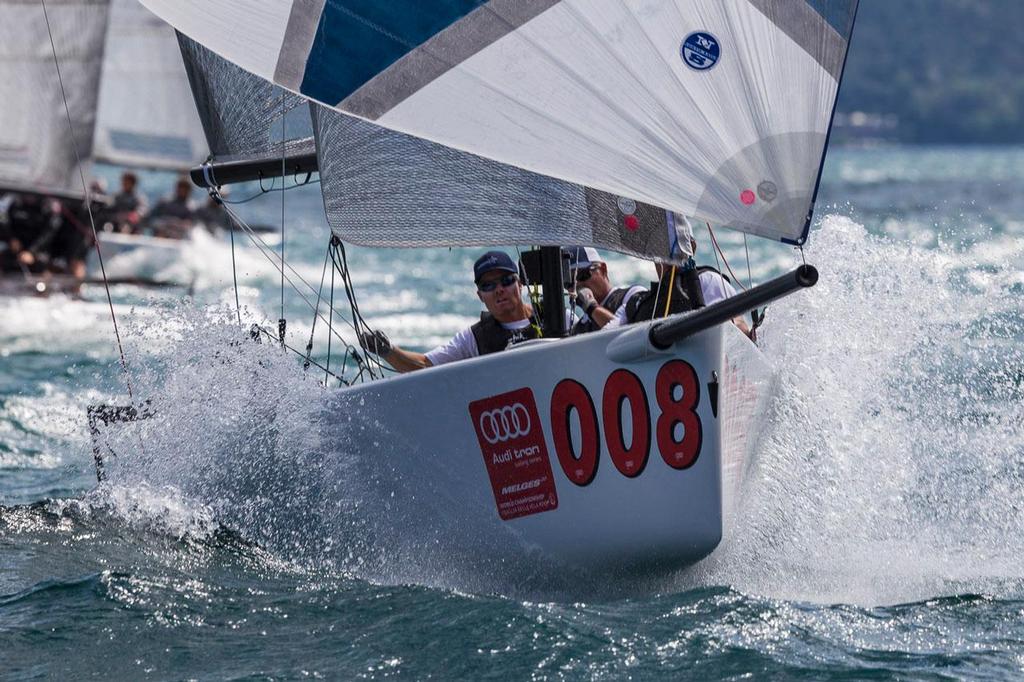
[469,388,558,521]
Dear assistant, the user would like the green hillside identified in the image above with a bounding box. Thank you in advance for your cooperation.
[836,0,1024,144]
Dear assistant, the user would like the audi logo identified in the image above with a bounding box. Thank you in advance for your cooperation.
[479,403,532,444]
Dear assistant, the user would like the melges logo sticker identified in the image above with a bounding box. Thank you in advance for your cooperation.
[469,388,558,521]
[681,31,720,71]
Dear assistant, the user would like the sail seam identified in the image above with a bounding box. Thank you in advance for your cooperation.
[340,0,561,120]
[274,0,327,89]
[745,0,847,81]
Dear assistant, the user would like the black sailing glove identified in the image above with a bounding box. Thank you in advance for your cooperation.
[357,329,392,356]
[574,287,598,316]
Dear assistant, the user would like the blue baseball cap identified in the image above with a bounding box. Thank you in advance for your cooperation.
[473,250,518,282]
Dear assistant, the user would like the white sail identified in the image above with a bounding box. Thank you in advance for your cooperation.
[139,0,857,244]
[0,0,109,196]
[92,0,207,170]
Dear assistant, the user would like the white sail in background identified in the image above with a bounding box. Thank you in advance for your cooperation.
[0,0,110,196]
[140,0,857,244]
[92,0,207,170]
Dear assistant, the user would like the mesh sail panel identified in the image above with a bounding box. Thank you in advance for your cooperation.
[315,106,687,261]
[0,0,109,195]
[177,34,313,162]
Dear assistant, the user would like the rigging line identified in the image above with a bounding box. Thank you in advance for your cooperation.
[706,222,747,292]
[708,223,728,304]
[648,264,665,322]
[219,203,362,338]
[279,90,286,327]
[303,245,332,370]
[649,211,679,321]
[219,204,391,382]
[799,244,807,268]
[252,325,349,384]
[40,0,134,400]
[257,174,277,194]
[325,250,335,385]
[743,234,754,290]
[339,347,350,387]
[218,179,323,206]
[331,240,383,378]
[334,241,396,378]
[661,265,676,317]
[222,200,366,346]
[514,245,546,336]
[220,189,242,325]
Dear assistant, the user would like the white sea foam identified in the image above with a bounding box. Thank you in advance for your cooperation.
[49,482,221,542]
[694,214,1024,605]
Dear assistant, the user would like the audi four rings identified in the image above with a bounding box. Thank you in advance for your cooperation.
[479,404,532,444]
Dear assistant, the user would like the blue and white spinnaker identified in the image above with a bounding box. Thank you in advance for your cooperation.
[141,0,856,244]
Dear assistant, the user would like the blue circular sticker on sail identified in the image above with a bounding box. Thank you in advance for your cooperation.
[681,32,720,71]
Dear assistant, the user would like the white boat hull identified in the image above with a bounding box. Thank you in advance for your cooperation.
[320,321,774,580]
[87,230,193,284]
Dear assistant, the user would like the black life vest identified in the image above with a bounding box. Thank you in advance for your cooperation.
[570,286,630,336]
[471,313,540,356]
[625,266,705,323]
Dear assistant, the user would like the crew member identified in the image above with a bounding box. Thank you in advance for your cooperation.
[1,194,62,273]
[697,265,754,339]
[104,171,148,233]
[359,250,539,373]
[567,247,646,335]
[146,176,196,238]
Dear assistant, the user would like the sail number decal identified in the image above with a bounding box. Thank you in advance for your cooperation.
[550,360,702,486]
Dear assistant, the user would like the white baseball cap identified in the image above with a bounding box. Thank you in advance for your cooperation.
[567,246,603,269]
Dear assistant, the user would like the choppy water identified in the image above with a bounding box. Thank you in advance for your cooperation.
[2,146,1023,679]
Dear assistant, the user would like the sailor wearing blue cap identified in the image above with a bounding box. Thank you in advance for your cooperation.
[358,250,539,372]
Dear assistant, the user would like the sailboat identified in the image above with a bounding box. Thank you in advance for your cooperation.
[85,0,213,282]
[0,0,209,294]
[96,0,859,581]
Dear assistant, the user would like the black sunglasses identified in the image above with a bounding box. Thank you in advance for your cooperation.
[575,265,599,282]
[478,273,518,292]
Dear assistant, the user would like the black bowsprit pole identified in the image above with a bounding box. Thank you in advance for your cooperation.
[648,265,818,348]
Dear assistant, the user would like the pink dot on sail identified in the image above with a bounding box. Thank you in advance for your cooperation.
[624,215,639,231]
[740,190,756,205]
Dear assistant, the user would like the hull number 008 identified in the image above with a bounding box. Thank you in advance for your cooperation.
[549,360,702,486]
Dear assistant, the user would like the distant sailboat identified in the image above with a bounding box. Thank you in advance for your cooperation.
[102,0,859,584]
[0,0,208,292]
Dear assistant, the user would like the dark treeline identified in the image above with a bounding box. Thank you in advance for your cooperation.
[836,0,1024,144]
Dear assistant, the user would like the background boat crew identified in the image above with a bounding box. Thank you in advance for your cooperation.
[358,250,539,373]
[567,246,646,335]
[102,171,148,234]
[146,176,197,239]
[194,189,233,234]
[1,194,63,273]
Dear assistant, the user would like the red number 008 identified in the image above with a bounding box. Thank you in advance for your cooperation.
[549,360,702,486]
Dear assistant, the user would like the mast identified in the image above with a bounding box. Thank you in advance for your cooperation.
[539,246,567,338]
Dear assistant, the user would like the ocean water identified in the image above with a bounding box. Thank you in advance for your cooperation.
[2,146,1023,679]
